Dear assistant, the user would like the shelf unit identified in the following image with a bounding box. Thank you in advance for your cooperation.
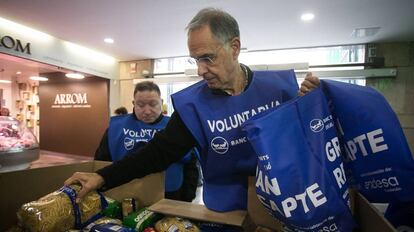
[15,84,40,139]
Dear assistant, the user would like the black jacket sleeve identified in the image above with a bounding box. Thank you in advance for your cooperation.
[96,111,198,190]
[180,149,200,201]
[94,128,112,161]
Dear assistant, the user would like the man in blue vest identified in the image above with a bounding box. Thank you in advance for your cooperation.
[94,81,199,202]
[65,8,319,211]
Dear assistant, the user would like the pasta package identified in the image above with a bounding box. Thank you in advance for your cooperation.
[155,217,200,232]
[17,184,106,232]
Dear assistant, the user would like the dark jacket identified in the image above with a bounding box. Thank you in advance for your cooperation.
[94,113,199,202]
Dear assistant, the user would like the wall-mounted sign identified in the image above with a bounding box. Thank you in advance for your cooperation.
[51,93,91,108]
[0,35,31,54]
[0,18,118,79]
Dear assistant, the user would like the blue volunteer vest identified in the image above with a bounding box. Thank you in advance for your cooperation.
[321,80,414,203]
[108,114,186,192]
[172,70,298,211]
[242,88,355,231]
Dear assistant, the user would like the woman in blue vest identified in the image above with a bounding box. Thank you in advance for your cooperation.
[65,8,319,211]
[94,81,199,202]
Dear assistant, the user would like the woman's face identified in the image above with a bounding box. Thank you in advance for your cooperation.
[0,108,10,116]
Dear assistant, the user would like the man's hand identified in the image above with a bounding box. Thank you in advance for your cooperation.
[298,72,320,96]
[64,172,105,203]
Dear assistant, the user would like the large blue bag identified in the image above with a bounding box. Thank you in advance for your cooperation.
[321,80,414,203]
[243,88,355,231]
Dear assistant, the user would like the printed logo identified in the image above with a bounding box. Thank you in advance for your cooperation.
[124,137,135,150]
[211,136,229,154]
[310,119,324,132]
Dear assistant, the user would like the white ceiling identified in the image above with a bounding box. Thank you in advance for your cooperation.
[0,0,414,62]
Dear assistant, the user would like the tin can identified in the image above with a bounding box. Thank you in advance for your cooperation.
[122,198,137,218]
[143,227,156,232]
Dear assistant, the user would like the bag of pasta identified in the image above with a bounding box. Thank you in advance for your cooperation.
[155,217,200,232]
[17,184,108,232]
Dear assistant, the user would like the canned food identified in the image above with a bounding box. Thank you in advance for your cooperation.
[122,198,137,218]
[143,227,156,232]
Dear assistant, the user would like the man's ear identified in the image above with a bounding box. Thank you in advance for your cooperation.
[229,37,241,59]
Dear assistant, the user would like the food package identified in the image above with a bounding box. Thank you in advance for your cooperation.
[123,208,162,232]
[155,217,200,232]
[197,222,242,232]
[17,185,106,231]
[83,216,135,232]
[121,198,137,218]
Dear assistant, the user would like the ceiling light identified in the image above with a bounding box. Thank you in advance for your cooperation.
[0,80,12,84]
[16,71,21,75]
[65,73,85,79]
[301,13,315,21]
[104,38,114,44]
[30,76,48,81]
[351,27,381,38]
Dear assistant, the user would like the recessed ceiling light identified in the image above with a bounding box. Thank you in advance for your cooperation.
[16,71,21,75]
[301,13,315,21]
[30,76,48,81]
[104,38,114,44]
[65,73,85,79]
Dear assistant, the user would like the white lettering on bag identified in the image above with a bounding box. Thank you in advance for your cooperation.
[256,169,281,196]
[281,183,327,218]
[344,128,388,161]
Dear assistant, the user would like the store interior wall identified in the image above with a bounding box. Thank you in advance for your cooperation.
[39,72,109,156]
[366,41,414,154]
[0,83,12,109]
[118,59,154,114]
[112,42,414,155]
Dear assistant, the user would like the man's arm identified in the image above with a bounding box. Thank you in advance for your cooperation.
[180,150,200,202]
[94,129,112,161]
[65,111,198,201]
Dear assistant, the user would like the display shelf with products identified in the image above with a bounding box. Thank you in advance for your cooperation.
[14,83,40,139]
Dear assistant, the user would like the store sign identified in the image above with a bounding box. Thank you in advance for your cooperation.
[1,20,118,78]
[51,93,91,108]
[0,35,31,54]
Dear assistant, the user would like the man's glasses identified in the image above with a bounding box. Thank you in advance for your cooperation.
[187,45,224,66]
[187,56,215,65]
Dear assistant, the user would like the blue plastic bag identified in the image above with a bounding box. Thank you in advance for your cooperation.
[243,88,355,231]
[321,80,414,203]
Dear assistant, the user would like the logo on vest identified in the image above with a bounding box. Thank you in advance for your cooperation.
[211,136,229,154]
[310,119,324,133]
[124,137,134,150]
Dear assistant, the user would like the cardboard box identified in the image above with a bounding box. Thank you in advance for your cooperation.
[149,177,397,232]
[0,162,397,232]
[0,161,164,231]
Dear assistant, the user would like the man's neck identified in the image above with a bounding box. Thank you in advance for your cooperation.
[223,64,247,96]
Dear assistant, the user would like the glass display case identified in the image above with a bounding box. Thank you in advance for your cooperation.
[0,116,39,172]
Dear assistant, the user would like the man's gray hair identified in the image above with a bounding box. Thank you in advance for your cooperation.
[186,8,240,45]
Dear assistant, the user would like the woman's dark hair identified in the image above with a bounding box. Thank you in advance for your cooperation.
[114,106,128,115]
